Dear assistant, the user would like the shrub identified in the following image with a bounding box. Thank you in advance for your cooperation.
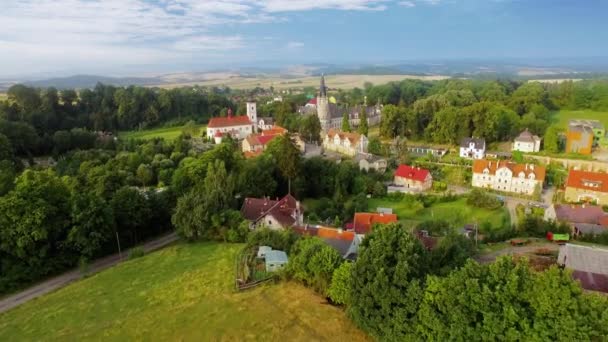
[128,247,145,259]
[466,188,502,210]
[328,262,353,305]
[246,228,299,253]
[288,237,343,295]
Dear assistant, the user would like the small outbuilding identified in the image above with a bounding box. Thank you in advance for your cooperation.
[265,250,289,272]
[257,246,272,258]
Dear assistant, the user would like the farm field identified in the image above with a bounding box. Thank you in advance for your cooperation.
[368,197,510,230]
[550,109,608,128]
[155,74,449,91]
[118,124,205,141]
[0,243,367,341]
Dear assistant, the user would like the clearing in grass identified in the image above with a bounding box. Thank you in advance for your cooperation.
[368,197,510,231]
[0,243,368,341]
[118,124,206,141]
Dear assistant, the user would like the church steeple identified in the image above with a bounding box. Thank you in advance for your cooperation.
[319,74,327,97]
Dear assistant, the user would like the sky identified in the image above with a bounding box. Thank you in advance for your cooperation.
[1,0,607,78]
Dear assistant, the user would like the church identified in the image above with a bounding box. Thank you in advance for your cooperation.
[298,75,382,131]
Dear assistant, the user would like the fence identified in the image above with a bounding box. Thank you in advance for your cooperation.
[234,246,275,291]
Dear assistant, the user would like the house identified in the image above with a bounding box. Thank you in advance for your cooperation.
[264,250,288,272]
[355,153,387,173]
[392,164,433,192]
[257,117,274,130]
[351,212,398,234]
[242,134,279,157]
[292,225,359,260]
[512,129,541,153]
[557,244,608,292]
[569,119,607,148]
[322,129,368,156]
[298,76,382,131]
[564,169,608,204]
[240,194,303,230]
[472,160,546,195]
[459,137,486,159]
[207,108,253,142]
[544,204,608,236]
[566,120,596,154]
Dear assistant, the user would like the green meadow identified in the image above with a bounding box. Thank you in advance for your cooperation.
[118,124,206,141]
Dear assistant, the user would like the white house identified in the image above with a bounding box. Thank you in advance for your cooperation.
[240,194,303,230]
[472,159,546,195]
[512,129,541,153]
[322,129,368,157]
[460,137,486,159]
[206,108,253,142]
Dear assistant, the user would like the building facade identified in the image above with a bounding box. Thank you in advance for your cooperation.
[566,120,595,155]
[460,138,486,159]
[322,129,368,156]
[356,153,387,173]
[472,159,546,195]
[564,169,608,204]
[393,164,433,192]
[207,108,253,142]
[512,129,541,153]
[240,195,303,230]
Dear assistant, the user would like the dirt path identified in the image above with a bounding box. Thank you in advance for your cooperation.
[0,232,179,314]
[476,241,559,264]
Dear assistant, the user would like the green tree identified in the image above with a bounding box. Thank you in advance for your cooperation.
[299,114,321,143]
[182,120,200,137]
[136,163,154,189]
[68,192,114,259]
[111,186,151,245]
[265,134,301,193]
[349,223,429,340]
[288,237,343,295]
[0,160,16,195]
[358,107,368,136]
[341,111,351,132]
[0,133,13,161]
[544,125,563,153]
[328,261,353,305]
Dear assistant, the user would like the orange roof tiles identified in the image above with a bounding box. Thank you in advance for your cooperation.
[208,115,252,128]
[262,126,288,136]
[326,128,363,145]
[353,212,398,234]
[472,159,546,182]
[566,170,608,193]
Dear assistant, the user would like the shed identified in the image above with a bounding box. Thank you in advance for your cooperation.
[257,246,272,259]
[265,250,288,272]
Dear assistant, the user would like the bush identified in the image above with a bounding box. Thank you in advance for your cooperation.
[466,188,502,210]
[128,247,145,259]
[288,237,343,295]
[416,219,451,236]
[579,231,608,245]
[328,262,353,305]
[246,228,299,254]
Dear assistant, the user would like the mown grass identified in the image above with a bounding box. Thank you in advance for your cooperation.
[0,243,367,341]
[551,109,608,128]
[118,124,205,141]
[368,197,510,230]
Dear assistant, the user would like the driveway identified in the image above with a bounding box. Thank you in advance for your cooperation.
[0,232,179,314]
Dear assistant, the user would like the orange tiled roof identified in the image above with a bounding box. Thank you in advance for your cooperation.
[262,126,288,136]
[327,128,363,145]
[353,212,398,234]
[208,115,252,128]
[472,159,546,182]
[566,170,608,193]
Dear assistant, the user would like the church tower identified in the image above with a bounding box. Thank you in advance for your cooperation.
[316,74,330,131]
[246,100,257,133]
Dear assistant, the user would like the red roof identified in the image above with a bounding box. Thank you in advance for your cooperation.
[257,134,277,145]
[394,164,430,182]
[208,115,252,128]
[307,98,317,105]
[352,212,398,234]
[240,194,300,227]
[566,170,608,193]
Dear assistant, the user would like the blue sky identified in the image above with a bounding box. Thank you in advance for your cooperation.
[0,0,607,78]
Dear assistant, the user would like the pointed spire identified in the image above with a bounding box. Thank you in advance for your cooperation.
[319,74,327,97]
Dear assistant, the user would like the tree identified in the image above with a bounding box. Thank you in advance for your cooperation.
[136,164,154,189]
[544,125,563,153]
[265,134,301,194]
[428,233,476,276]
[68,192,114,259]
[182,120,200,137]
[341,111,351,132]
[0,133,13,161]
[288,237,343,295]
[299,114,321,143]
[367,137,384,156]
[328,262,353,305]
[358,107,368,136]
[349,223,429,340]
[110,187,151,245]
[0,160,16,195]
[416,257,608,340]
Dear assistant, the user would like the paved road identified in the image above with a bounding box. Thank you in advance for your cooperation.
[0,232,179,314]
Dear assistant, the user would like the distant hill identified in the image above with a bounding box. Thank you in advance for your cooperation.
[23,74,161,90]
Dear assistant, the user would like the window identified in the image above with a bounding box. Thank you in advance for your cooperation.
[268,220,272,225]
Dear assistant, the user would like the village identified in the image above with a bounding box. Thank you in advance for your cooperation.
[203,76,608,293]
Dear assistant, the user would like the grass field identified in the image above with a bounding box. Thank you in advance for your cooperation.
[550,109,608,128]
[368,197,510,230]
[0,243,367,341]
[155,74,449,91]
[118,124,205,140]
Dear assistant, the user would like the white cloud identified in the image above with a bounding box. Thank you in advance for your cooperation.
[0,0,406,77]
[398,1,416,7]
[286,41,305,49]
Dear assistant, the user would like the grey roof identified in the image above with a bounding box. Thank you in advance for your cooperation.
[258,117,274,125]
[515,129,541,143]
[558,244,608,275]
[575,223,608,235]
[554,204,607,225]
[570,119,604,130]
[460,137,486,149]
[355,152,385,163]
[322,238,353,256]
[265,250,288,264]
